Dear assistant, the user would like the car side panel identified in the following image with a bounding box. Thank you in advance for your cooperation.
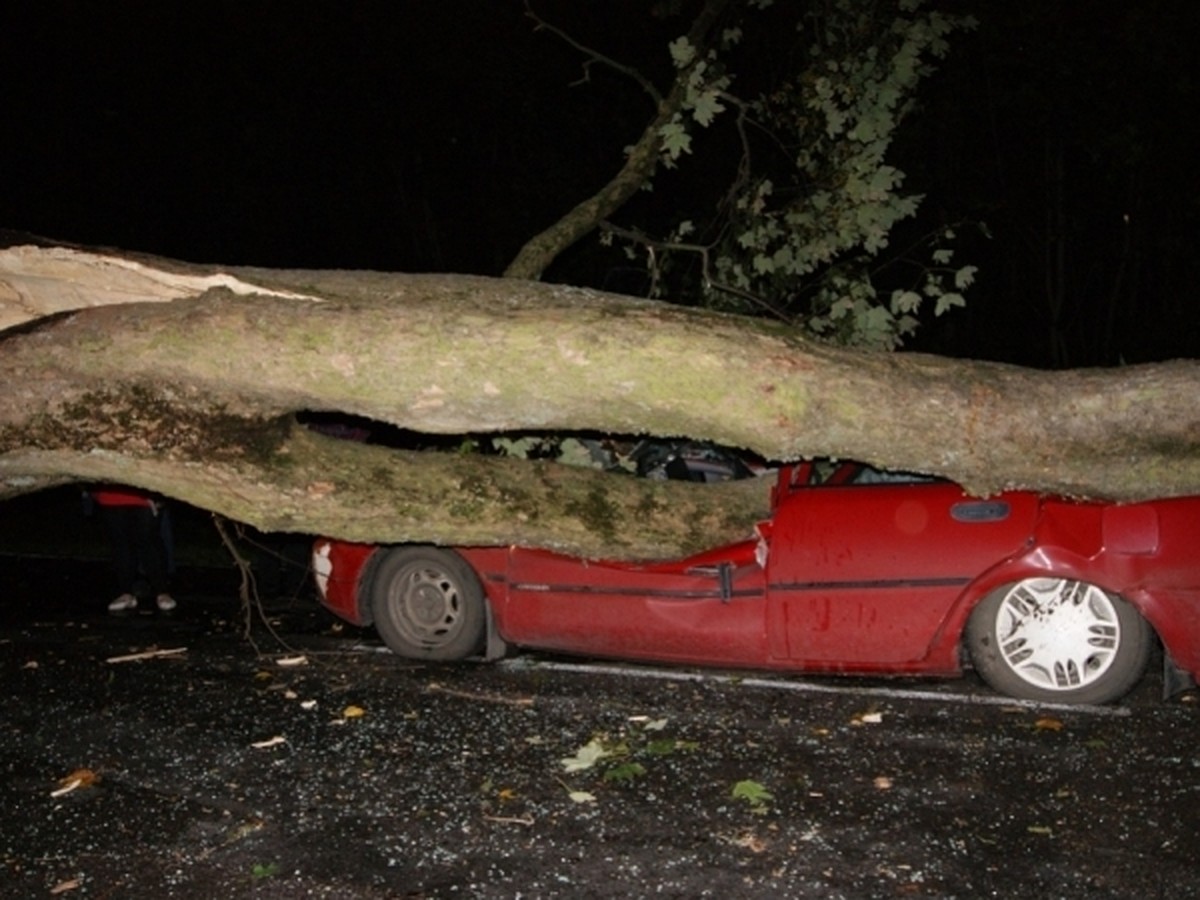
[1099,499,1200,678]
[927,496,1200,681]
[311,540,378,625]
[483,545,771,666]
[765,482,1041,669]
[313,488,1200,686]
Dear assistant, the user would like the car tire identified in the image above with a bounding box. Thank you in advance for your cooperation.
[966,577,1151,704]
[367,547,487,661]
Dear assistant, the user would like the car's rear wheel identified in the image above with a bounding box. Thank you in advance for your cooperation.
[367,547,486,661]
[966,577,1151,704]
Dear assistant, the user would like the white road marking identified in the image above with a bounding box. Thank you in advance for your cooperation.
[498,658,1133,717]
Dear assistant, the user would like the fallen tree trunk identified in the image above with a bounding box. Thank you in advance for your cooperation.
[1,243,1197,558]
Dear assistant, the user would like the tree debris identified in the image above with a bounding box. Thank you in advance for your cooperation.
[104,647,187,664]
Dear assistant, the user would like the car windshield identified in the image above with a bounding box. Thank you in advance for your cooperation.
[784,459,936,490]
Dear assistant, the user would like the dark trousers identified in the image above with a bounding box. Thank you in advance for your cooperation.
[99,504,170,596]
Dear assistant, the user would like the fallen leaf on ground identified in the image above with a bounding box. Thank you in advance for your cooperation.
[719,830,768,853]
[560,738,610,773]
[50,768,98,797]
[276,655,308,667]
[251,736,287,749]
[49,879,81,894]
[852,711,884,725]
[603,762,646,783]
[1035,717,1065,731]
[731,779,774,812]
[874,776,894,790]
[342,705,366,718]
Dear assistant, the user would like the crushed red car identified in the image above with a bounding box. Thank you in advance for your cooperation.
[312,461,1200,705]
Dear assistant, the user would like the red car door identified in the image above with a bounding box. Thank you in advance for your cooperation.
[496,544,769,666]
[765,479,1040,670]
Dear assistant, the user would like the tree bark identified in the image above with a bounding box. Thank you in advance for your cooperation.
[2,244,1198,559]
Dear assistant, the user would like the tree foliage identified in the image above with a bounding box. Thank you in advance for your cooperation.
[703,0,978,348]
[519,0,979,350]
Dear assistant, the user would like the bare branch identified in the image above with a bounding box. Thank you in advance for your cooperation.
[598,219,788,320]
[524,1,662,103]
[505,0,736,280]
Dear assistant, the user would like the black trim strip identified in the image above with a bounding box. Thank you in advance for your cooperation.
[509,582,764,602]
[491,575,967,599]
[770,576,970,592]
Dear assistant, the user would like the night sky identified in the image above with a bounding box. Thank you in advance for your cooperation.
[3,1,1198,368]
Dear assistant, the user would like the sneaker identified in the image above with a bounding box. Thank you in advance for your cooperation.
[155,593,177,612]
[108,593,138,613]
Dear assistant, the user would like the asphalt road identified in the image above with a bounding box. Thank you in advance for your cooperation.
[1,557,1198,899]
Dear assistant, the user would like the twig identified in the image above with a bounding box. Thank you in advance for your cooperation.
[211,514,301,659]
[598,219,790,320]
[524,0,661,102]
[482,814,535,826]
[105,647,187,664]
[50,778,83,798]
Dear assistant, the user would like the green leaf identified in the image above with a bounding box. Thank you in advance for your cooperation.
[954,265,978,289]
[690,90,726,127]
[658,121,693,162]
[731,780,774,806]
[862,305,893,335]
[251,863,280,879]
[603,762,647,783]
[668,36,696,68]
[560,738,610,773]
[493,437,539,458]
[934,291,965,316]
[645,739,678,756]
[891,289,922,314]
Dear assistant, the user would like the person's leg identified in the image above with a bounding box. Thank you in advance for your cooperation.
[128,505,175,610]
[100,506,140,610]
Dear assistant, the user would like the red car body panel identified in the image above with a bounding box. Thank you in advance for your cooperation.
[313,466,1200,682]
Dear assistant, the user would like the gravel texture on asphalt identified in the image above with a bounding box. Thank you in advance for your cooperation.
[1,558,1197,898]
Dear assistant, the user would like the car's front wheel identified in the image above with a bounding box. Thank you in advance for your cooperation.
[367,547,487,661]
[966,577,1151,704]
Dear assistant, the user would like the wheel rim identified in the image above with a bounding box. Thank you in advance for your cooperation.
[388,564,466,650]
[993,578,1122,692]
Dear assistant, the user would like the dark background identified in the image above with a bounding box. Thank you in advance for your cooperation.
[2,1,1197,368]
